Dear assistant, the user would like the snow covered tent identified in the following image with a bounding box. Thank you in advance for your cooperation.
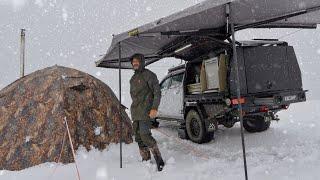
[0,66,133,171]
[96,0,320,69]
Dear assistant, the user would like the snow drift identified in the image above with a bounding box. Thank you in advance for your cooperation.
[0,65,132,171]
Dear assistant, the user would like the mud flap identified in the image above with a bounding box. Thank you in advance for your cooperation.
[205,118,216,133]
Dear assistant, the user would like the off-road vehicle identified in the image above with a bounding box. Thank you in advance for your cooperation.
[155,39,306,143]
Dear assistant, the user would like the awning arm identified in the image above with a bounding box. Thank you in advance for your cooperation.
[226,37,241,46]
[160,28,225,37]
[155,35,230,58]
[235,5,320,31]
[136,28,226,38]
[253,23,317,29]
[207,36,232,47]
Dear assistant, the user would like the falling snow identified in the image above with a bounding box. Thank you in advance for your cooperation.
[62,8,68,21]
[94,126,102,136]
[146,6,152,11]
[25,136,32,143]
[34,0,43,8]
[0,0,320,179]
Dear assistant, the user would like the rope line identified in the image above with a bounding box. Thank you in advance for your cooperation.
[49,131,67,179]
[64,117,81,180]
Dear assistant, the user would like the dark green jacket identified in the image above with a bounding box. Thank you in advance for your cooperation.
[130,59,161,121]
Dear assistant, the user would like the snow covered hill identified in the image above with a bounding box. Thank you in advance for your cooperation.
[0,100,319,180]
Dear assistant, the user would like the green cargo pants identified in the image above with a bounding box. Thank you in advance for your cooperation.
[133,120,157,148]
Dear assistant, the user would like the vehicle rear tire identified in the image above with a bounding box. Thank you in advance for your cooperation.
[243,115,271,133]
[186,109,214,144]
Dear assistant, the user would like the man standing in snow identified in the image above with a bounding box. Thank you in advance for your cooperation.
[129,53,165,171]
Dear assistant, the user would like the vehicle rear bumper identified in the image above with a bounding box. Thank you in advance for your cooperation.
[231,90,307,114]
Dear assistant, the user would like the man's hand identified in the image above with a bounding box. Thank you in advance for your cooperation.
[149,109,158,119]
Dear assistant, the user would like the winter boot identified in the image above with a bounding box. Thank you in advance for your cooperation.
[139,146,151,161]
[150,144,165,171]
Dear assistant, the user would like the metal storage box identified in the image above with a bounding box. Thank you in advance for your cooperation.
[204,57,220,91]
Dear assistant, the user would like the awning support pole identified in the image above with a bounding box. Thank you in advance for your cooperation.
[118,42,123,168]
[231,23,248,180]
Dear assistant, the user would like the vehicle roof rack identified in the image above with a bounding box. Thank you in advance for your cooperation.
[239,40,288,47]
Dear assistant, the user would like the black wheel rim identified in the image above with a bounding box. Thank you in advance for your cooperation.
[190,118,200,137]
[245,117,256,127]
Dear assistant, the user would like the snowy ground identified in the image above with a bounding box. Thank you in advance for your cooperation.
[0,100,319,180]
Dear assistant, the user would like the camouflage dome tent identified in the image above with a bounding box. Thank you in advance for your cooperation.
[95,0,320,177]
[0,66,132,170]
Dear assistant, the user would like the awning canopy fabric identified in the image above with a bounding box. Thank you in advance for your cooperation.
[96,0,320,69]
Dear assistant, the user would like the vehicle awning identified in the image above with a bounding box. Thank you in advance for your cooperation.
[96,0,320,69]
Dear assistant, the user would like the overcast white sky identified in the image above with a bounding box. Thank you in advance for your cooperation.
[0,0,320,107]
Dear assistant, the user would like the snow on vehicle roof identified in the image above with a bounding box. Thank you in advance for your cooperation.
[239,40,288,47]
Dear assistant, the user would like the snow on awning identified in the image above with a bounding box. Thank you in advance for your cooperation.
[96,0,320,69]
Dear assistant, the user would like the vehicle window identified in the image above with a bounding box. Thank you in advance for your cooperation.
[170,73,184,88]
[160,77,171,90]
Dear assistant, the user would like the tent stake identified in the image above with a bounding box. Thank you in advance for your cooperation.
[231,23,249,180]
[118,42,123,168]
